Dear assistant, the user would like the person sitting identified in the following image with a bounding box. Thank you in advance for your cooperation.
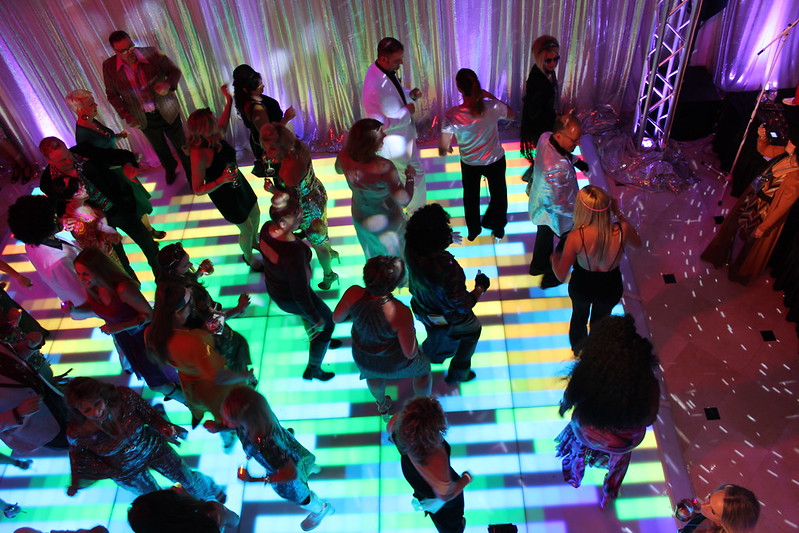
[335,118,413,260]
[128,487,240,533]
[679,484,760,533]
[259,193,337,381]
[555,315,659,509]
[333,256,431,420]
[551,185,641,348]
[387,396,472,533]
[260,123,339,290]
[184,85,262,272]
[404,204,489,384]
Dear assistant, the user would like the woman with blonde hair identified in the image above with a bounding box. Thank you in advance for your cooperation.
[184,85,262,271]
[218,386,334,531]
[520,34,561,164]
[260,123,339,289]
[680,484,760,533]
[552,185,641,348]
[64,89,164,240]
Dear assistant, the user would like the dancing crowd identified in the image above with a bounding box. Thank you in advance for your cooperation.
[0,28,778,533]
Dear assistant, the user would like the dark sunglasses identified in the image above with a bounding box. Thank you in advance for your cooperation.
[544,56,561,64]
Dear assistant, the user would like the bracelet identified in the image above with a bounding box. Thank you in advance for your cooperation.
[11,407,23,425]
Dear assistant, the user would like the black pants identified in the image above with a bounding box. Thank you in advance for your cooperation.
[399,442,465,533]
[567,265,623,348]
[142,112,191,182]
[460,156,507,237]
[107,210,160,275]
[421,313,481,380]
[529,224,558,281]
[272,294,334,368]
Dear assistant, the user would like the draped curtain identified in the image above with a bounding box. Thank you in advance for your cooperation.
[693,2,799,92]
[3,0,785,166]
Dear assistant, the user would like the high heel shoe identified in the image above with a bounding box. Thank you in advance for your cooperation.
[317,271,339,290]
[151,228,167,240]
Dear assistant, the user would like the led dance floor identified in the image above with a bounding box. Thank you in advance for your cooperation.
[0,142,678,532]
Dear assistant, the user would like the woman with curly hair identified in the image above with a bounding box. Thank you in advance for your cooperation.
[64,376,224,501]
[260,123,339,289]
[680,484,760,533]
[552,185,641,348]
[387,396,472,532]
[184,85,262,271]
[156,242,251,373]
[555,314,659,509]
[232,64,295,178]
[216,386,334,531]
[71,247,182,400]
[333,256,431,419]
[404,204,489,384]
[335,118,413,260]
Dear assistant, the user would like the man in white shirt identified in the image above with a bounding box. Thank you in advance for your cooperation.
[362,37,426,212]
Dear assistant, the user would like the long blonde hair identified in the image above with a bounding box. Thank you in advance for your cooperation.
[573,185,613,259]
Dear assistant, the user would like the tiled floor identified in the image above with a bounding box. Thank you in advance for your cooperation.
[0,135,796,532]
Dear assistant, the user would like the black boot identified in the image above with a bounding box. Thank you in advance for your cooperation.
[303,364,335,381]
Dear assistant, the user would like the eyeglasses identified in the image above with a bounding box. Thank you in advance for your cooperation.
[114,44,135,55]
[544,56,561,65]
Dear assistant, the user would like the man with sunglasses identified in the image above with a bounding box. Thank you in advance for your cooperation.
[102,30,190,186]
[526,112,588,288]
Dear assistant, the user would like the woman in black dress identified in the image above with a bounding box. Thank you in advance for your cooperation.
[184,85,262,271]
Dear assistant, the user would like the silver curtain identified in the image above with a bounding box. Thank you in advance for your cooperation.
[0,0,795,164]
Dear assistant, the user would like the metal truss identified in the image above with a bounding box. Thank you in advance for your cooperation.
[634,0,704,149]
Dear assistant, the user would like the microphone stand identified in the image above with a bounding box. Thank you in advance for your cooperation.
[726,17,799,191]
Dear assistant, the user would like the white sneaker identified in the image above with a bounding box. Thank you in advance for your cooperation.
[301,501,334,531]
